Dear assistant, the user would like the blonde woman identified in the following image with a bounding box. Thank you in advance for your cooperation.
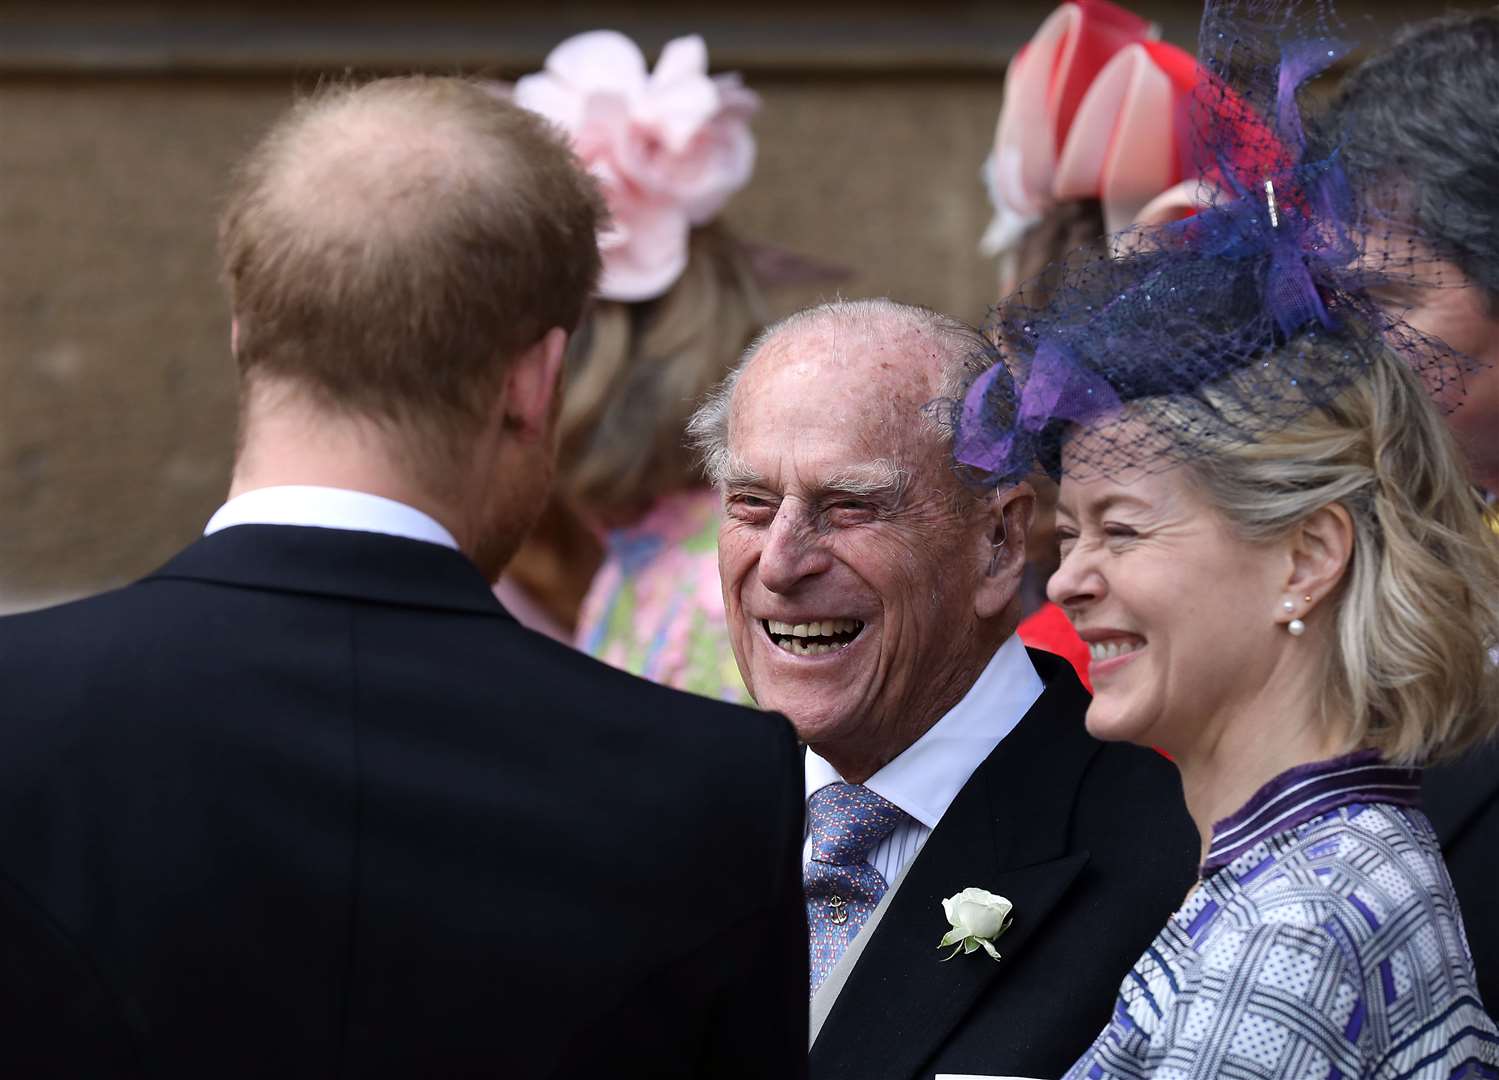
[954,209,1499,1080]
[499,31,768,701]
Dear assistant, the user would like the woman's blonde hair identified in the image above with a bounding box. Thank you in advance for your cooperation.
[1175,335,1499,764]
[557,224,767,525]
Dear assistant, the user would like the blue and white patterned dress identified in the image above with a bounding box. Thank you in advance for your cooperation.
[1065,751,1499,1080]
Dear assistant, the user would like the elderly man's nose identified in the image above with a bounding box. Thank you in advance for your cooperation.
[758,512,829,593]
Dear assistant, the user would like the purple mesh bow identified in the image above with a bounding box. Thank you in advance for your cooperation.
[1260,40,1351,337]
[954,342,1121,479]
[949,0,1476,487]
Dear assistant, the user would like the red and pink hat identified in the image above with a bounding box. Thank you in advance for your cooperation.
[981,0,1210,257]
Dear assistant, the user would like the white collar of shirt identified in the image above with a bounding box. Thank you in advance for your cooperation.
[804,633,1044,829]
[203,485,459,550]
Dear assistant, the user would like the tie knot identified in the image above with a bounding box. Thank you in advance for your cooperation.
[807,783,906,866]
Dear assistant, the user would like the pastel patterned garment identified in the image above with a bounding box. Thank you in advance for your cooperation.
[575,489,750,704]
[804,782,909,997]
[1065,752,1499,1080]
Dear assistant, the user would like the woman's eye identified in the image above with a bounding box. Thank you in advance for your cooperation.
[1103,524,1138,541]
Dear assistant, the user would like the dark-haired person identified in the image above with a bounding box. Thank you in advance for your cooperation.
[0,78,806,1078]
[1325,10,1499,1012]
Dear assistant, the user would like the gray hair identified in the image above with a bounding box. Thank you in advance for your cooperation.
[1322,10,1499,307]
[685,298,995,486]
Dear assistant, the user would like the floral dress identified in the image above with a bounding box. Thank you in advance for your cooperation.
[575,489,751,705]
[1064,751,1499,1080]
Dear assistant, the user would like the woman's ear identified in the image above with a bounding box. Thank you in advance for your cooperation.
[975,481,1035,620]
[1281,503,1355,621]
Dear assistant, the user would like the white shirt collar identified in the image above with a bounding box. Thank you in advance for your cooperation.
[804,633,1044,829]
[203,485,459,551]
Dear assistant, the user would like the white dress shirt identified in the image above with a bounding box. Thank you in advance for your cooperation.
[203,485,460,550]
[803,633,1044,885]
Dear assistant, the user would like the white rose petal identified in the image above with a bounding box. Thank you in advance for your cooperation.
[956,900,1005,940]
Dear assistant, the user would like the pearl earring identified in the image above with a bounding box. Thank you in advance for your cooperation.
[1288,618,1306,636]
[1282,599,1295,612]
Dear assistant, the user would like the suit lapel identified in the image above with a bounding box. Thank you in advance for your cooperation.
[810,651,1099,1080]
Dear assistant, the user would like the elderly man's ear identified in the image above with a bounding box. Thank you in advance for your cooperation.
[974,482,1034,620]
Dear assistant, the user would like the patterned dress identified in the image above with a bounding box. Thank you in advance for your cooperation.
[575,488,751,705]
[1065,752,1499,1080]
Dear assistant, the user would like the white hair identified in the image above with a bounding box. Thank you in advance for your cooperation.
[685,298,995,486]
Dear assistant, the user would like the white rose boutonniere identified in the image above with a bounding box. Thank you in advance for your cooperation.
[938,887,1013,962]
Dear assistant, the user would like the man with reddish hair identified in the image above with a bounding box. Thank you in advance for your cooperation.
[0,76,806,1078]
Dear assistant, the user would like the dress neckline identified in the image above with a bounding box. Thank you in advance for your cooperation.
[1200,748,1421,876]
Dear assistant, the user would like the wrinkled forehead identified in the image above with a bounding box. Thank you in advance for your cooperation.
[727,321,946,478]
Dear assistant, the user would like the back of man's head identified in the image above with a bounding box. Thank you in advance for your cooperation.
[220,76,605,458]
[1328,11,1499,302]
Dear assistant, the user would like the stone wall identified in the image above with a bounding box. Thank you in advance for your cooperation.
[0,72,1010,606]
[0,0,1471,608]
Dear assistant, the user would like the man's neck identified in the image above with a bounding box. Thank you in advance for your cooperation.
[231,398,468,558]
[808,630,1011,785]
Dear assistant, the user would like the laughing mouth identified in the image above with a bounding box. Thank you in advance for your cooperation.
[763,618,865,656]
[1088,637,1145,662]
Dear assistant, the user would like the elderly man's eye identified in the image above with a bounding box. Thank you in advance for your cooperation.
[827,500,878,522]
[727,493,776,522]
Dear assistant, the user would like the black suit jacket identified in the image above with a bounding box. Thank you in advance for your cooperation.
[1424,748,1499,1013]
[0,525,807,1079]
[810,650,1198,1080]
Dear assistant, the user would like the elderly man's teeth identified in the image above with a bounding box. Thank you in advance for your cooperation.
[766,619,861,638]
[764,618,865,654]
[1088,639,1145,662]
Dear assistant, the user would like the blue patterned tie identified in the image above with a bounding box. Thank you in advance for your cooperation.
[804,782,908,996]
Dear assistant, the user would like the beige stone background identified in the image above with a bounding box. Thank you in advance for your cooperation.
[0,0,1470,609]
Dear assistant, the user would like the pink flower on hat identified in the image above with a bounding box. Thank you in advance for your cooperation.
[515,30,759,301]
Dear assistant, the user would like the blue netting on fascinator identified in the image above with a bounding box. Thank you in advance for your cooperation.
[951,0,1481,486]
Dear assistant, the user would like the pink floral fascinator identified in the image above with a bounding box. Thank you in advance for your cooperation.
[981,0,1206,258]
[515,30,760,302]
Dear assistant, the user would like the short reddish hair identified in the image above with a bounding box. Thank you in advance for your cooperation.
[220,76,604,446]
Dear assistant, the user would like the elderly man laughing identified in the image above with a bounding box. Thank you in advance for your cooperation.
[691,299,1197,1080]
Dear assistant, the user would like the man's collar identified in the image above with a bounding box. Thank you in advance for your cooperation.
[205,485,459,551]
[152,524,507,619]
[804,634,1044,829]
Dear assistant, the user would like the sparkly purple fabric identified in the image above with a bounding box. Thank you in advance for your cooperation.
[803,782,907,996]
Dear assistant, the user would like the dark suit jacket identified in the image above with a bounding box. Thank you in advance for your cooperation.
[0,525,807,1079]
[1424,747,1499,1013]
[810,650,1199,1080]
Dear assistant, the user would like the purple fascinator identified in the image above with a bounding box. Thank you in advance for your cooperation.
[951,0,1480,486]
